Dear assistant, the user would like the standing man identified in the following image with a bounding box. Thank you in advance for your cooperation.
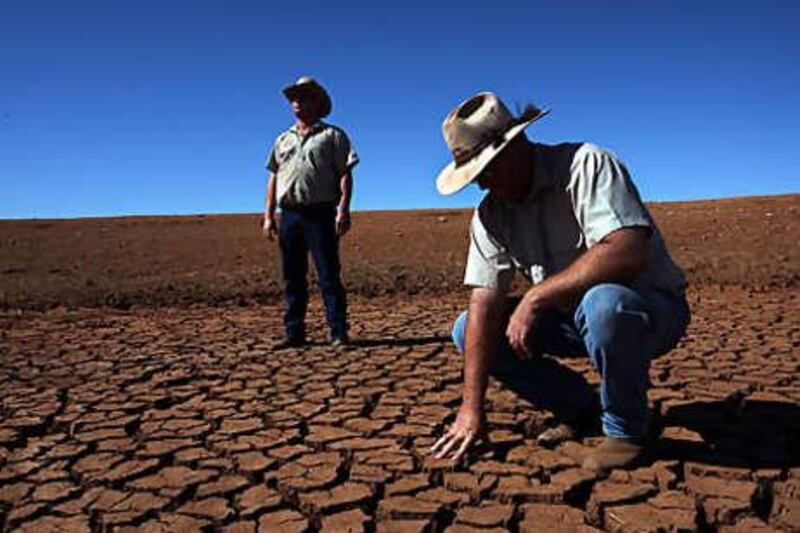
[263,76,358,348]
[429,92,690,473]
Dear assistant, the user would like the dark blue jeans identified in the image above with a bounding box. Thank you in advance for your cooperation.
[279,203,347,341]
[451,283,690,440]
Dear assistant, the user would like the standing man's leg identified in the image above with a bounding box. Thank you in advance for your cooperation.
[306,204,348,343]
[575,283,690,470]
[278,208,310,344]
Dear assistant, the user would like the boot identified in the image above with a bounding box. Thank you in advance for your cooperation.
[537,423,578,448]
[537,400,601,448]
[582,437,646,473]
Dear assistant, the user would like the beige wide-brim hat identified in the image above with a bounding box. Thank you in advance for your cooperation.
[282,76,332,118]
[436,92,549,196]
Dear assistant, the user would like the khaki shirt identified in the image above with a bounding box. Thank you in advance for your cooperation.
[267,121,359,207]
[465,142,687,299]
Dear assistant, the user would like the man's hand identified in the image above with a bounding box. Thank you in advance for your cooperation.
[505,294,540,359]
[429,405,487,462]
[262,213,277,240]
[335,208,351,236]
[504,227,652,357]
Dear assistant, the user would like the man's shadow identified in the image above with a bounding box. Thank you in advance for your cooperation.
[347,334,452,348]
[490,352,602,431]
[291,334,452,349]
[656,398,800,468]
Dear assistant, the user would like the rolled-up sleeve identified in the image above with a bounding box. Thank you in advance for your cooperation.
[333,129,359,176]
[266,137,280,173]
[464,210,514,291]
[568,144,652,248]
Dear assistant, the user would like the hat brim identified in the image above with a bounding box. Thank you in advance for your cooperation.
[435,110,549,196]
[282,83,332,118]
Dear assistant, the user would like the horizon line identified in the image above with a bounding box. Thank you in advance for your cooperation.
[1,192,797,222]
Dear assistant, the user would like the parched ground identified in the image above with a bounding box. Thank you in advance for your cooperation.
[0,194,799,531]
[1,284,798,532]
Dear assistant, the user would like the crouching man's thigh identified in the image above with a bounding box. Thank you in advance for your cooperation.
[575,283,689,359]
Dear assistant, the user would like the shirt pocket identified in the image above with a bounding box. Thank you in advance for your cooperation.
[306,138,336,173]
[277,138,298,164]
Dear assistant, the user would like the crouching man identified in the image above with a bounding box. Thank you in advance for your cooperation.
[429,92,690,473]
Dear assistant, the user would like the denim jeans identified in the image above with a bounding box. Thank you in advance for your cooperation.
[451,283,690,440]
[279,203,347,341]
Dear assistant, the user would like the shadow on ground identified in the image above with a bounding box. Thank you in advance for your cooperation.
[657,399,800,469]
[347,334,453,348]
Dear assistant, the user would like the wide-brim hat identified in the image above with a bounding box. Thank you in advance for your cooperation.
[436,92,549,195]
[282,76,332,118]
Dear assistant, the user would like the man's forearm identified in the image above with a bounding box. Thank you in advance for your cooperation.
[265,173,277,217]
[338,172,352,211]
[525,227,650,311]
[462,289,505,410]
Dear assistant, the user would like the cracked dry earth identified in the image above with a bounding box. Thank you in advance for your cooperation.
[1,286,799,532]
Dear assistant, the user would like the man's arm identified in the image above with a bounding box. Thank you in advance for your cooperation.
[335,171,353,236]
[506,227,649,355]
[431,286,505,461]
[262,172,277,240]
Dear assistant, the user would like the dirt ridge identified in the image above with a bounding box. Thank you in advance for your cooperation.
[1,194,797,310]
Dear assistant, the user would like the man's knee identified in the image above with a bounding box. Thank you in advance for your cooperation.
[451,311,468,354]
[316,275,341,293]
[575,284,649,345]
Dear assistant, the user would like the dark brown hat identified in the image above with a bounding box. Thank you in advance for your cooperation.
[282,76,332,118]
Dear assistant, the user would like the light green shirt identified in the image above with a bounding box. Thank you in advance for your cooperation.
[465,142,687,298]
[267,121,359,207]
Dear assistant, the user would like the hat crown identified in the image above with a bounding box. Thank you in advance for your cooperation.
[294,76,317,87]
[443,92,514,157]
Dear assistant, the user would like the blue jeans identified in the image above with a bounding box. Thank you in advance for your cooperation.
[279,203,347,341]
[451,283,690,440]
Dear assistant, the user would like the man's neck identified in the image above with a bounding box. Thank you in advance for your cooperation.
[295,117,319,135]
[526,141,537,183]
[513,142,536,201]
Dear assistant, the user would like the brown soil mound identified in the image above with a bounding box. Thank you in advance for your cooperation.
[1,194,797,310]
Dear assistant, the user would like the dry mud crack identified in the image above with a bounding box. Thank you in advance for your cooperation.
[1,286,798,532]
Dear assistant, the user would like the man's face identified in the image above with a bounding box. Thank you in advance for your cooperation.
[290,90,320,122]
[475,136,531,202]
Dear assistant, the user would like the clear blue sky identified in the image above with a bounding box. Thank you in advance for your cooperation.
[1,0,797,219]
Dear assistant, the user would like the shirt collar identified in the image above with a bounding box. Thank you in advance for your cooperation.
[290,120,327,136]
